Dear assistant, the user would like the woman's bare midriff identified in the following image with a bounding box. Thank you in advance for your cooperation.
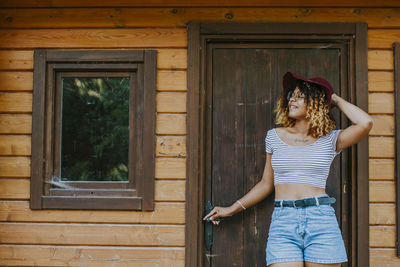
[274,183,327,200]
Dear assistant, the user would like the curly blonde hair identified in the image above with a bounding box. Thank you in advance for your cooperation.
[274,80,336,138]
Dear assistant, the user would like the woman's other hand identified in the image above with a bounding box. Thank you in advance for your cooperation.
[203,206,234,225]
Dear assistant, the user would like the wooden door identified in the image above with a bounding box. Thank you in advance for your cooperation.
[204,45,346,266]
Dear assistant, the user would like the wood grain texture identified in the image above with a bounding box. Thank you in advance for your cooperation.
[368,93,394,114]
[369,30,400,49]
[156,136,186,157]
[1,2,399,8]
[369,137,395,158]
[369,159,394,180]
[369,204,395,225]
[156,114,186,135]
[0,72,32,91]
[0,135,31,156]
[0,51,33,70]
[157,70,187,91]
[3,7,400,28]
[0,114,32,134]
[0,29,187,49]
[157,92,186,113]
[0,157,30,178]
[370,226,396,247]
[155,158,185,179]
[0,245,184,267]
[0,179,30,199]
[0,222,185,246]
[158,49,187,70]
[156,180,185,202]
[0,49,186,71]
[0,92,32,113]
[369,181,395,203]
[370,248,400,266]
[368,71,393,92]
[368,51,393,71]
[0,201,185,224]
[370,115,394,136]
[0,178,185,201]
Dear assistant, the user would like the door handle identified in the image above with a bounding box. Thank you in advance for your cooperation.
[204,200,213,250]
[204,201,225,250]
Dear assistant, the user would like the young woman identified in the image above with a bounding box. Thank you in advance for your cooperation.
[203,71,373,267]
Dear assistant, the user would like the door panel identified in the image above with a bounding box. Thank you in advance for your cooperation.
[206,45,344,266]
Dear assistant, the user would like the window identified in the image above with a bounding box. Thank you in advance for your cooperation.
[30,50,156,210]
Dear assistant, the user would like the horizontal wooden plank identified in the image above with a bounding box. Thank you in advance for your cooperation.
[157,70,187,91]
[0,178,185,201]
[0,50,33,70]
[0,49,186,71]
[369,137,395,158]
[156,180,185,201]
[157,114,186,135]
[369,203,395,225]
[369,159,394,180]
[368,93,394,114]
[369,29,400,49]
[0,178,30,199]
[0,71,32,91]
[0,29,187,49]
[370,248,400,267]
[0,245,184,267]
[370,226,395,247]
[157,92,186,113]
[368,51,393,71]
[0,222,185,246]
[158,49,187,70]
[0,135,31,156]
[368,71,393,92]
[155,158,185,179]
[370,115,394,136]
[0,114,32,134]
[0,157,30,178]
[0,201,185,224]
[369,181,395,203]
[156,136,186,157]
[1,1,399,8]
[0,92,32,113]
[1,8,398,28]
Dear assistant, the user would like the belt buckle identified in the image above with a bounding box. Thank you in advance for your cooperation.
[293,200,299,208]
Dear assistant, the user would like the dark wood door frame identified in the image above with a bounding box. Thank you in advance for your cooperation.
[186,22,369,267]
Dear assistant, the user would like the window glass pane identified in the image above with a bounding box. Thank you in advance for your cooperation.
[61,77,130,181]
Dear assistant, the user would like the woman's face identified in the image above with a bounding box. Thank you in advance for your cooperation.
[287,87,307,119]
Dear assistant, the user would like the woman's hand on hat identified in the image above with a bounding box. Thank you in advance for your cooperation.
[203,206,234,225]
[331,93,340,108]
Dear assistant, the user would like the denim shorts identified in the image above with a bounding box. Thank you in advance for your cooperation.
[266,194,348,266]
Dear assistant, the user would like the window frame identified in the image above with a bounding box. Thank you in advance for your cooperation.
[30,50,156,211]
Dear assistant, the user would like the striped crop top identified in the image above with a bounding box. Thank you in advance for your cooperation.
[265,128,342,189]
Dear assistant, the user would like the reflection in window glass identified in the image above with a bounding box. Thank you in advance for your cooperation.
[61,77,130,181]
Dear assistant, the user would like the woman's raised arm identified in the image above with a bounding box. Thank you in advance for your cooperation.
[332,93,373,152]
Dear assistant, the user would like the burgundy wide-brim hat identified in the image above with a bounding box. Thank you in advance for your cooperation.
[282,71,335,120]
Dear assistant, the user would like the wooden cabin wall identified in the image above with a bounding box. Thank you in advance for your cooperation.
[0,6,398,266]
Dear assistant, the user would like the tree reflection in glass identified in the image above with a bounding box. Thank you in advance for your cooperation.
[61,77,130,181]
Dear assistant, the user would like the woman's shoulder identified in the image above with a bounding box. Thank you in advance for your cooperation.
[326,128,342,136]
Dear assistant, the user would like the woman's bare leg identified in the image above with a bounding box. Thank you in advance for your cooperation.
[305,262,341,267]
[270,261,304,267]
